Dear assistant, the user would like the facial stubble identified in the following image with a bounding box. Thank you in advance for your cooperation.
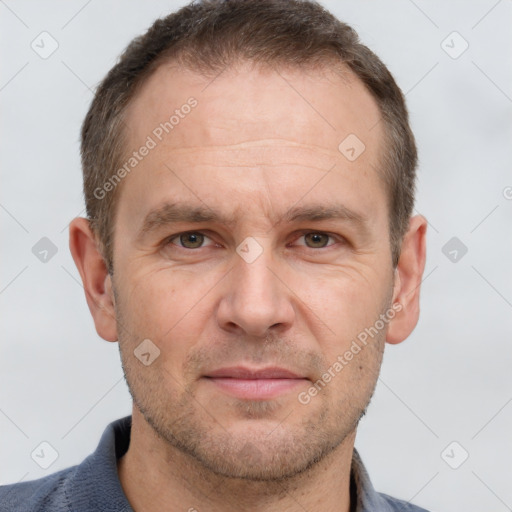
[113,279,389,483]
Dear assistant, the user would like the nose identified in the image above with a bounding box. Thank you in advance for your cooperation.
[216,239,295,338]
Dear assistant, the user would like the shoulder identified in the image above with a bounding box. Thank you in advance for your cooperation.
[0,465,77,512]
[378,491,432,511]
[0,415,133,512]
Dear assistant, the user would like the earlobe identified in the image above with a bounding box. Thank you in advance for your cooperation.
[386,215,427,345]
[68,217,118,342]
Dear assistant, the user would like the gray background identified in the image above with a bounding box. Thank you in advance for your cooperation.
[1,1,511,511]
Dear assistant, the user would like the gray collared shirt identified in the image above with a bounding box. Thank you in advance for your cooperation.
[0,415,430,511]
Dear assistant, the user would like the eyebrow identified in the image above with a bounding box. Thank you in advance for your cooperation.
[137,201,371,241]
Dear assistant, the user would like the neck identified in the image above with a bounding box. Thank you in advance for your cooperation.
[117,407,357,512]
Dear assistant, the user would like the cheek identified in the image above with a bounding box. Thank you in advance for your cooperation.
[296,265,389,339]
[117,268,209,353]
[123,279,176,331]
[115,273,206,387]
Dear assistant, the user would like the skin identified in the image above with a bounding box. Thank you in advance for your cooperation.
[69,60,427,512]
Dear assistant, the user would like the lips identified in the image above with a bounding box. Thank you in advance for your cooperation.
[205,366,302,379]
[203,366,307,400]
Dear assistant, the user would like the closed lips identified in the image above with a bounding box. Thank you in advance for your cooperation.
[204,367,303,379]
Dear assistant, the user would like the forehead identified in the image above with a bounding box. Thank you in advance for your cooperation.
[124,60,383,158]
[116,60,386,232]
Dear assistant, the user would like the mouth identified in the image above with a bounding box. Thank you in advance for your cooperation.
[203,366,308,400]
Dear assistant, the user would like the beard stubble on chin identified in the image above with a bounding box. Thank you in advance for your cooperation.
[113,284,389,484]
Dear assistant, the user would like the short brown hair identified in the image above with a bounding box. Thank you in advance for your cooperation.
[81,0,417,272]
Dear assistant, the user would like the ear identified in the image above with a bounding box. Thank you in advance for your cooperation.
[69,217,118,342]
[386,214,427,345]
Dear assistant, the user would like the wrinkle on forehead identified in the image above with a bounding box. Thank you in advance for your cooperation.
[161,138,342,158]
[117,61,387,229]
[123,61,383,157]
[154,138,341,173]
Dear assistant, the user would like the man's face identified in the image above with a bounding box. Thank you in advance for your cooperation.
[112,61,394,480]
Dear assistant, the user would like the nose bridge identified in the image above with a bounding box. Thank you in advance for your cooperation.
[217,235,294,336]
[236,236,277,293]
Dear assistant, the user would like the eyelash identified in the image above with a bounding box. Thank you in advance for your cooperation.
[164,230,344,251]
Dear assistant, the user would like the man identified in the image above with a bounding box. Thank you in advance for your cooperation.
[0,0,428,510]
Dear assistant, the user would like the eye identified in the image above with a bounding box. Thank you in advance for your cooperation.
[164,230,342,252]
[167,231,214,249]
[293,232,339,249]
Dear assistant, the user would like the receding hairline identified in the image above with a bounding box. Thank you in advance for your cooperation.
[123,53,367,127]
[115,54,387,190]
